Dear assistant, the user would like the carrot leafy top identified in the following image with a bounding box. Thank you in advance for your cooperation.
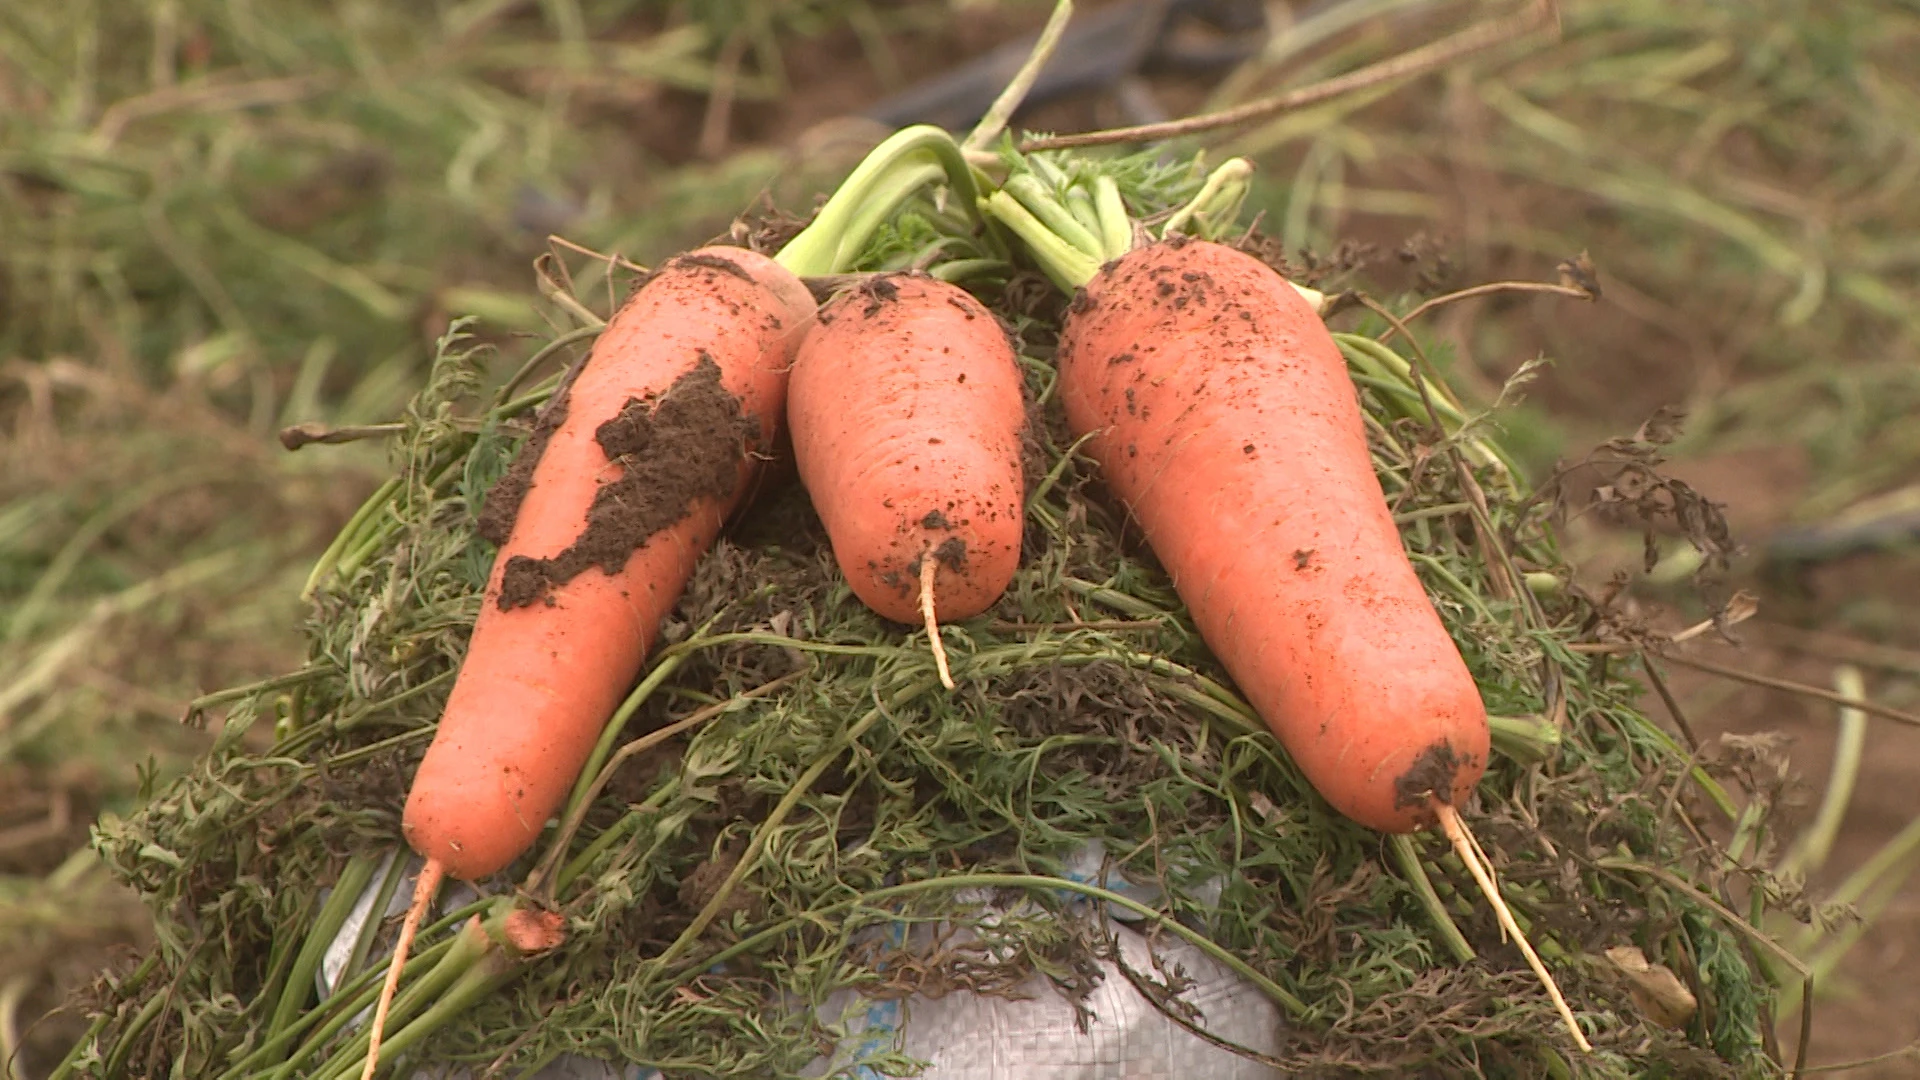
[767,125,997,280]
[981,144,1253,291]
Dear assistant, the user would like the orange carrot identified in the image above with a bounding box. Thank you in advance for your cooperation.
[1055,238,1489,833]
[403,247,813,881]
[786,274,1026,668]
[350,247,812,1080]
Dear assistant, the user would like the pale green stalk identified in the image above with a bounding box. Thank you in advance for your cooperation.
[1778,666,1867,879]
[773,125,982,278]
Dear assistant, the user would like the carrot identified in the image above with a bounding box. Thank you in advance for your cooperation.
[986,160,1588,1049]
[787,274,1026,683]
[1053,237,1489,831]
[341,248,813,1080]
[401,246,813,883]
[981,154,1486,827]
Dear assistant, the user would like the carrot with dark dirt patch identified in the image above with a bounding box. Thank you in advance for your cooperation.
[786,274,1026,685]
[344,247,812,1080]
[405,247,811,883]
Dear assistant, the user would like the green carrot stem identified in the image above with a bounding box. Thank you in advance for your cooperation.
[554,789,685,897]
[1092,175,1132,260]
[1161,157,1252,239]
[1028,152,1072,191]
[216,902,482,1080]
[340,854,410,996]
[45,1012,111,1080]
[102,988,167,1079]
[1778,665,1867,879]
[1064,185,1102,239]
[1489,713,1562,764]
[53,953,157,1080]
[267,854,382,1044]
[1025,431,1100,520]
[964,0,1074,151]
[829,161,946,272]
[984,190,1101,291]
[329,952,520,1080]
[929,258,1010,283]
[495,380,558,420]
[302,476,399,602]
[774,125,983,278]
[1004,174,1105,265]
[258,900,485,1080]
[300,912,497,1080]
[1390,834,1476,963]
[493,324,603,406]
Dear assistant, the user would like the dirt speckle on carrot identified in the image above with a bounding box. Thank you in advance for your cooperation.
[497,354,756,609]
[670,251,755,284]
[932,536,968,572]
[1392,741,1469,814]
[858,274,902,317]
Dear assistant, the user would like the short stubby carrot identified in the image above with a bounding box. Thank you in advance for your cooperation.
[787,274,1027,628]
[1056,238,1489,833]
[403,247,816,882]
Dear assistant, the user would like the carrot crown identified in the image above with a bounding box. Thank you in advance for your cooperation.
[981,148,1254,291]
[772,124,993,279]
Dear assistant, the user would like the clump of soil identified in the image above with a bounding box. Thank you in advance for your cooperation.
[496,353,758,608]
[477,394,567,547]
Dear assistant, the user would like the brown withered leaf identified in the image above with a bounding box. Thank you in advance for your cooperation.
[1605,946,1696,1029]
[1557,250,1602,299]
[1528,407,1739,578]
[1634,404,1687,447]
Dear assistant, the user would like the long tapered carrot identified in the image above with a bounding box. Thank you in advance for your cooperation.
[353,247,813,1080]
[403,247,814,883]
[1054,237,1490,832]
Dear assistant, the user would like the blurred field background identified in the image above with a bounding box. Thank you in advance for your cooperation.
[3,0,1917,1075]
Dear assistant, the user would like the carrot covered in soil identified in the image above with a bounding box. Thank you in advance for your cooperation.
[402,246,814,882]
[355,247,812,1079]
[787,274,1026,687]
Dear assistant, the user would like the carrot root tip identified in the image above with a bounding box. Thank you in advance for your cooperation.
[360,856,447,1080]
[1436,804,1592,1053]
[918,557,955,691]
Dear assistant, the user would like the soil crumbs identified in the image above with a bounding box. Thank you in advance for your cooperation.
[496,353,757,609]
